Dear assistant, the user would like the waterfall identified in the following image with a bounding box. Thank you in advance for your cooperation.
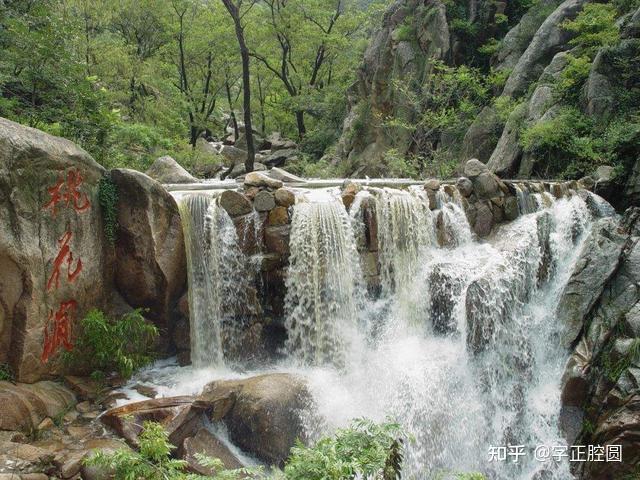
[178,194,249,367]
[284,197,364,366]
[162,183,611,480]
[300,190,604,480]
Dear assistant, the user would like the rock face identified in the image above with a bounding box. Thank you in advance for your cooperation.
[0,117,110,382]
[502,0,587,97]
[560,208,640,480]
[145,156,197,184]
[0,381,76,431]
[198,373,311,466]
[110,169,187,350]
[556,217,627,347]
[334,0,450,174]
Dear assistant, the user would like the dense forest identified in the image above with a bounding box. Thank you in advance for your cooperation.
[0,0,385,173]
[1,0,639,189]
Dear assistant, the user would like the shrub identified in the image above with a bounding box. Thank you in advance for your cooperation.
[555,54,592,101]
[62,309,158,380]
[283,418,404,480]
[0,363,13,382]
[86,421,264,480]
[562,4,620,53]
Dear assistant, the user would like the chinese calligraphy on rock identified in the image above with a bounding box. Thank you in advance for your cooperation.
[41,168,91,363]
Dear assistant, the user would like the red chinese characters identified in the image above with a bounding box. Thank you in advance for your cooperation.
[43,168,90,217]
[41,168,91,363]
[46,231,83,291]
[41,300,77,363]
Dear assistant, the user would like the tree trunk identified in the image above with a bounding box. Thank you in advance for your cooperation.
[295,110,306,139]
[222,0,255,174]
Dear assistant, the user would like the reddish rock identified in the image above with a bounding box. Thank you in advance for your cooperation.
[274,188,295,207]
[264,225,291,256]
[268,207,289,226]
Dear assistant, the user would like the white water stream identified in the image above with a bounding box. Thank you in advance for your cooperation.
[135,185,610,480]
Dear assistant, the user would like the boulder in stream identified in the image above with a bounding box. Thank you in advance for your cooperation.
[198,373,311,466]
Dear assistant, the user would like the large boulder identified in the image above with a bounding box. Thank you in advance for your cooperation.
[556,217,627,347]
[110,169,187,350]
[0,117,110,382]
[198,373,311,466]
[0,380,76,431]
[145,156,197,184]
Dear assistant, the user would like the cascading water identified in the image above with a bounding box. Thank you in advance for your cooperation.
[284,194,364,366]
[299,189,604,480]
[178,193,250,367]
[149,183,611,480]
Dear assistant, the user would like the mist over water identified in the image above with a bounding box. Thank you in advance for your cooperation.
[158,186,608,479]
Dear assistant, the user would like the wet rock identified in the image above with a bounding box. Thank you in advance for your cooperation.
[244,172,283,189]
[268,206,289,226]
[456,177,473,197]
[429,265,465,335]
[264,225,291,256]
[472,172,504,200]
[274,188,295,207]
[146,156,197,184]
[199,373,311,466]
[182,428,244,474]
[100,396,211,449]
[504,196,519,221]
[219,190,253,218]
[342,193,356,210]
[110,169,187,351]
[556,217,627,347]
[253,190,276,212]
[0,381,76,431]
[36,418,54,431]
[424,178,440,191]
[472,202,494,237]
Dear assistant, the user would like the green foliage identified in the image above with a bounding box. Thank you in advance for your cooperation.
[562,3,620,53]
[0,363,14,382]
[62,309,158,380]
[455,474,487,480]
[283,418,404,480]
[520,107,601,178]
[382,149,420,178]
[86,419,404,480]
[603,338,640,383]
[98,175,119,245]
[86,421,265,480]
[554,54,592,101]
